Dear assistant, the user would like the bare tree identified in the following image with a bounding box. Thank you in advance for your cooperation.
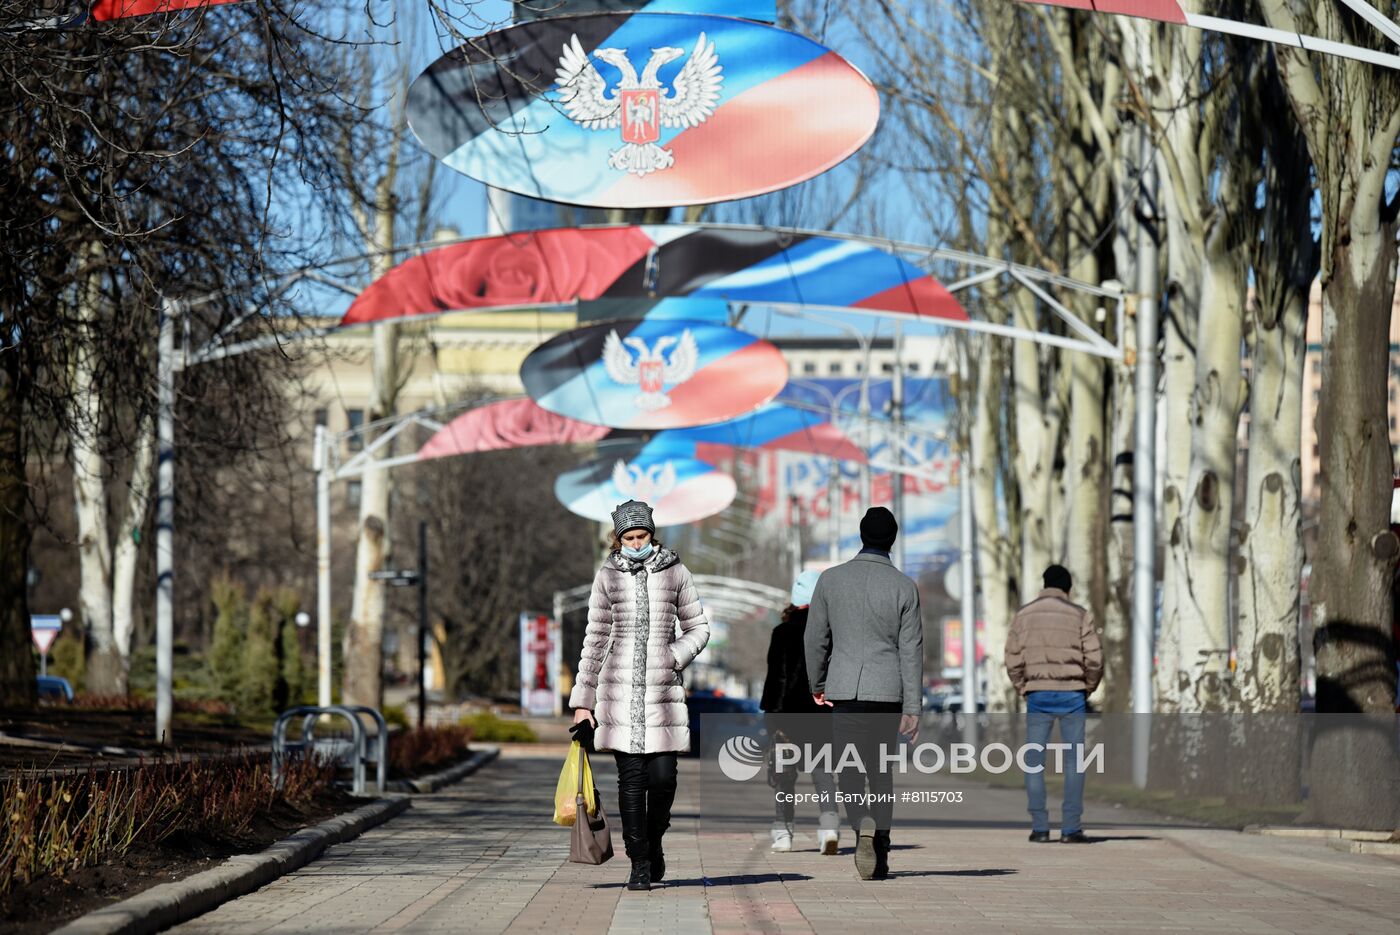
[0,2,378,704]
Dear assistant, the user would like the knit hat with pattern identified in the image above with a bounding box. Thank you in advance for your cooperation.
[611,499,655,537]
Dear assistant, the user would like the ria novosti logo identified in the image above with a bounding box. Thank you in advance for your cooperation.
[717,736,766,782]
[716,739,1106,782]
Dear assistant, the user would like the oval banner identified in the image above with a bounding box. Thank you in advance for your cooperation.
[406,13,879,208]
[556,451,736,526]
[341,226,967,328]
[521,319,787,429]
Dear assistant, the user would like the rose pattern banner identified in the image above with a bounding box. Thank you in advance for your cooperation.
[342,225,967,328]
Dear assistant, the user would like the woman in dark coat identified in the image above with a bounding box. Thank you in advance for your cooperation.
[760,570,839,854]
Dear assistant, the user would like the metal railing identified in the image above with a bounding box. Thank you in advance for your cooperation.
[272,705,388,795]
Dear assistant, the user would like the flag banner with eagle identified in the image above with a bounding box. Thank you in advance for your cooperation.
[340,225,967,328]
[520,319,787,429]
[414,396,869,466]
[514,1,776,23]
[554,445,738,525]
[405,12,878,208]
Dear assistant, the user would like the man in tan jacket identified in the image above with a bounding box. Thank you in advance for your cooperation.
[1005,564,1102,844]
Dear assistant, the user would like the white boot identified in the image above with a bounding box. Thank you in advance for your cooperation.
[770,827,793,852]
[817,828,840,856]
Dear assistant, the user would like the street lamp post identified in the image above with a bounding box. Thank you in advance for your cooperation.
[369,520,429,728]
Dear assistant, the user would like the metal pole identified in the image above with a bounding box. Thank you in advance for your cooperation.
[1132,125,1160,787]
[553,589,566,718]
[417,520,428,730]
[155,297,178,745]
[858,336,873,512]
[959,441,978,748]
[828,459,841,562]
[314,425,333,708]
[892,324,906,570]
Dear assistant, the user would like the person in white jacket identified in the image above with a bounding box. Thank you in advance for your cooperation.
[570,500,709,892]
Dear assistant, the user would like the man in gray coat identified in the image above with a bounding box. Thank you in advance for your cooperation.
[805,507,923,880]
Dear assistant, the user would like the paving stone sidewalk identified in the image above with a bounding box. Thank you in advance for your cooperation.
[170,746,1400,935]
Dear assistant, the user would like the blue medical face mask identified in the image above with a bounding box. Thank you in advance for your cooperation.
[621,542,654,560]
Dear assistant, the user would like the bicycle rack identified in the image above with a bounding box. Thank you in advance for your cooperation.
[272,704,388,795]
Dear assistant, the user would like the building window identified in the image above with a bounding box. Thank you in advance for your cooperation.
[346,408,365,452]
[829,362,843,375]
[908,362,921,373]
[347,480,362,508]
[1312,444,1319,457]
[314,408,328,428]
[802,361,817,375]
[853,362,863,374]
[881,362,894,374]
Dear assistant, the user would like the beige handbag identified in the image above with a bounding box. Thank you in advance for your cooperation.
[568,747,614,864]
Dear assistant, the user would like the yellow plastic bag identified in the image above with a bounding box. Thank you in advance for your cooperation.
[553,740,598,826]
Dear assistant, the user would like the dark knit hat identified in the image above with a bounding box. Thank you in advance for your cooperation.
[611,500,655,537]
[859,506,898,551]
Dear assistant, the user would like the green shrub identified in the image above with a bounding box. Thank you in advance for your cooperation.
[458,711,538,743]
[383,704,410,729]
[47,631,85,692]
[207,576,246,700]
[238,591,280,716]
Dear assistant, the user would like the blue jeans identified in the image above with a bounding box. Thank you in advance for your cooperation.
[1023,691,1087,834]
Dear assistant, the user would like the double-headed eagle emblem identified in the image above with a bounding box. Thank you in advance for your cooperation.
[602,328,699,411]
[613,460,678,503]
[556,33,723,177]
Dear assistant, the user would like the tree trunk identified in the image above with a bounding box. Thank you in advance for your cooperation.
[69,259,123,695]
[1151,30,1203,714]
[343,318,399,710]
[341,144,403,709]
[972,338,1016,713]
[1235,96,1312,716]
[1102,289,1136,714]
[1176,222,1249,714]
[0,363,35,707]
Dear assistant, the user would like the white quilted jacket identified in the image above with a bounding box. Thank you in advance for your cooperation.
[568,547,710,754]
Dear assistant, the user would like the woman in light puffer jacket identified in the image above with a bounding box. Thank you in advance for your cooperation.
[569,499,709,892]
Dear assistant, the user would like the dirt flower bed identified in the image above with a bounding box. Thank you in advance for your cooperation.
[0,752,354,935]
[388,724,475,778]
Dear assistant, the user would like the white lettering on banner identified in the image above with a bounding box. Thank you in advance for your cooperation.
[774,743,803,771]
[949,743,977,773]
[981,742,1014,773]
[749,741,1109,777]
[1079,743,1105,774]
[1017,743,1044,774]
[914,741,946,773]
[879,744,906,771]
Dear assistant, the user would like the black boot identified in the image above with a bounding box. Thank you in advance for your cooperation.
[647,837,666,883]
[626,857,652,891]
[872,830,891,880]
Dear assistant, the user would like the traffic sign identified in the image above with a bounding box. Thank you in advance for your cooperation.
[31,614,62,654]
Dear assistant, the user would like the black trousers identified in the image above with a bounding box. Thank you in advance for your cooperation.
[613,752,678,859]
[830,700,902,835]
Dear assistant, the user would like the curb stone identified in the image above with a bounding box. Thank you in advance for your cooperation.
[385,744,501,793]
[50,796,411,935]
